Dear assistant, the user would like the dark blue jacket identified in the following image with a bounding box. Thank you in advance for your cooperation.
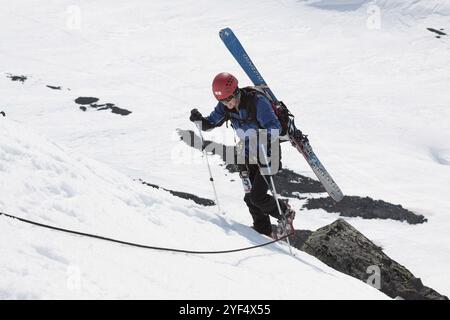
[205,90,281,136]
[201,89,281,166]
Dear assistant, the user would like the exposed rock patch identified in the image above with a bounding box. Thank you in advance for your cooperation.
[290,229,313,248]
[46,85,62,90]
[75,97,132,116]
[7,74,27,82]
[297,219,447,300]
[178,128,427,224]
[75,97,99,105]
[304,196,427,224]
[139,179,215,206]
[427,27,447,38]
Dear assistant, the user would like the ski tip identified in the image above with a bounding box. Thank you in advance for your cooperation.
[219,27,233,37]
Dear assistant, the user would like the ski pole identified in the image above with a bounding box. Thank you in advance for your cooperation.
[259,143,293,255]
[194,122,223,215]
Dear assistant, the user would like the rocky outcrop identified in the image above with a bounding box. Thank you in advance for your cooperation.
[304,196,427,224]
[296,219,447,300]
[176,128,446,299]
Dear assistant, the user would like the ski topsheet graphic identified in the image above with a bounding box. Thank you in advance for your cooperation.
[219,27,344,202]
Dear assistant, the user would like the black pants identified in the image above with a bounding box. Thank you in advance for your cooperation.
[243,164,287,236]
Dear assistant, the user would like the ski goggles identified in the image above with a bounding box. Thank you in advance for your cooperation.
[220,88,240,103]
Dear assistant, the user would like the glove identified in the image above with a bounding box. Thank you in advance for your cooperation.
[189,108,203,122]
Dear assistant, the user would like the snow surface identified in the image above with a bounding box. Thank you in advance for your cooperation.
[1,0,449,298]
[309,0,450,16]
[0,118,386,299]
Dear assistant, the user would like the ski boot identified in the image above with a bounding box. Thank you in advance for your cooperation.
[274,203,296,239]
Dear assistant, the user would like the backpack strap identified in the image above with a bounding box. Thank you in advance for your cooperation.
[222,88,260,128]
[242,86,292,136]
[239,87,260,127]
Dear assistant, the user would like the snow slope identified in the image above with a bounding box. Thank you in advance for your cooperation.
[0,118,386,299]
[1,0,449,297]
[309,0,450,16]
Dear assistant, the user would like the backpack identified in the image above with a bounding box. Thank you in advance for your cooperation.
[224,86,292,136]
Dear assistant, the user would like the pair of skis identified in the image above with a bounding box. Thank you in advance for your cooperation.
[219,27,344,203]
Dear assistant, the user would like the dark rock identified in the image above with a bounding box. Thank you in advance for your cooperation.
[75,98,131,116]
[304,196,427,224]
[75,97,99,105]
[290,229,313,248]
[276,168,325,196]
[139,179,215,206]
[0,111,5,117]
[110,106,132,116]
[427,28,447,36]
[7,74,27,82]
[79,106,87,112]
[46,85,62,90]
[299,219,447,300]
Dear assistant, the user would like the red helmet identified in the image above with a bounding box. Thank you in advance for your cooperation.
[212,72,238,100]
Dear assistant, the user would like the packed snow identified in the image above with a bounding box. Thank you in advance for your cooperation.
[1,0,449,298]
[0,118,387,299]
